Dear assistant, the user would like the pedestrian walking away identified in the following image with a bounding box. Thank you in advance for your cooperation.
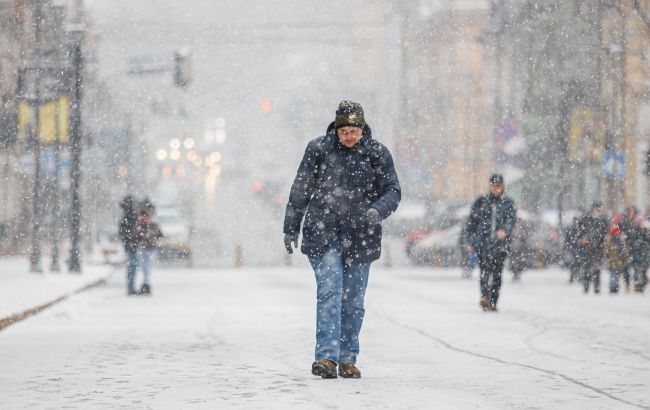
[620,205,649,293]
[465,174,517,312]
[508,217,529,282]
[564,217,582,283]
[577,202,608,294]
[283,100,401,379]
[119,195,139,296]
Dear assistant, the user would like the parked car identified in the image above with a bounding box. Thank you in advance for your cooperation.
[155,206,192,263]
[407,224,463,267]
[405,203,468,267]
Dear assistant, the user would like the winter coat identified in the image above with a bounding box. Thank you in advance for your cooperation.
[564,224,581,255]
[119,211,138,253]
[509,221,529,272]
[604,235,629,272]
[135,213,163,250]
[620,219,650,267]
[577,213,608,263]
[283,122,401,264]
[465,193,517,258]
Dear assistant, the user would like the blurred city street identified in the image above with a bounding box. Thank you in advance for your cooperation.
[4,1,650,409]
[1,265,649,409]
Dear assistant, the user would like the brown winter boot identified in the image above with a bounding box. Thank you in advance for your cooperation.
[479,297,490,311]
[311,359,337,379]
[338,363,361,378]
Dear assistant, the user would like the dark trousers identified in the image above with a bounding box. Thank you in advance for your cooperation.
[568,253,582,283]
[630,263,649,292]
[478,252,506,307]
[582,259,601,293]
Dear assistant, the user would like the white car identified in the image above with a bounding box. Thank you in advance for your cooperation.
[155,206,192,263]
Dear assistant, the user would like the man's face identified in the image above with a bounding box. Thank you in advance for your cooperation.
[337,126,363,148]
[489,182,505,197]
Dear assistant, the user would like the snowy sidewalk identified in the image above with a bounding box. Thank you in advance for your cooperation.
[0,257,114,330]
[0,265,649,409]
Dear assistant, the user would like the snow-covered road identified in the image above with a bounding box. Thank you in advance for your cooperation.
[1,266,649,409]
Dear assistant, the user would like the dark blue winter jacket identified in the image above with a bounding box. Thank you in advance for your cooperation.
[465,193,517,257]
[283,122,401,264]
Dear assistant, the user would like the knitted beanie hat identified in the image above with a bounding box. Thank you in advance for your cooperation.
[335,100,365,130]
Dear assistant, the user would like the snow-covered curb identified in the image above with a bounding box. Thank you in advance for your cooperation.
[0,258,115,331]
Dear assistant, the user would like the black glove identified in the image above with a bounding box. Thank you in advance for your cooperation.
[364,208,381,225]
[284,233,299,254]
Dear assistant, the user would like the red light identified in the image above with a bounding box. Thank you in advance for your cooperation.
[252,180,263,192]
[260,99,272,114]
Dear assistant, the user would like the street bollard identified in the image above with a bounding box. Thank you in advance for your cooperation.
[234,244,243,268]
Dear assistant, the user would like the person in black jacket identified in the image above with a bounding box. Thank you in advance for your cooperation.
[119,195,138,295]
[283,100,401,379]
[576,202,609,294]
[564,217,582,283]
[465,174,517,311]
[620,205,649,293]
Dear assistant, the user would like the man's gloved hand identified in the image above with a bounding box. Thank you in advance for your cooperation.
[364,208,381,225]
[284,233,299,254]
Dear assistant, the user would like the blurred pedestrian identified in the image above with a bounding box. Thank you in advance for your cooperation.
[459,223,477,279]
[564,217,582,283]
[135,199,162,295]
[603,222,628,293]
[576,202,608,294]
[118,195,138,295]
[509,217,529,282]
[466,174,517,311]
[620,205,649,293]
[283,100,401,379]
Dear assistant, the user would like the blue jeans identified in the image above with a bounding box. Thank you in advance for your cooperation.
[126,250,138,293]
[610,270,623,293]
[138,248,153,285]
[308,243,371,365]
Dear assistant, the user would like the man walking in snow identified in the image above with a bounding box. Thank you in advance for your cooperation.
[577,202,609,294]
[283,100,401,379]
[465,174,517,311]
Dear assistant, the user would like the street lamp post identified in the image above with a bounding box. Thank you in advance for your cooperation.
[67,25,84,273]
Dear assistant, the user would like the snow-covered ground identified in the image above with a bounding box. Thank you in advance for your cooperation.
[0,257,112,320]
[0,265,649,409]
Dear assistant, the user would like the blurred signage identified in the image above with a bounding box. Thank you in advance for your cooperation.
[567,107,604,162]
[494,118,518,163]
[602,151,625,177]
[18,96,69,143]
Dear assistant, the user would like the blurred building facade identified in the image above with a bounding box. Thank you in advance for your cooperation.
[395,0,650,219]
[0,0,108,256]
[485,0,650,216]
[396,0,493,206]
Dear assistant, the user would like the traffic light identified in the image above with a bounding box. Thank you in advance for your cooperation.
[173,48,192,89]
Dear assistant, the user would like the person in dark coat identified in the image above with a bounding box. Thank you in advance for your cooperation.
[620,205,649,293]
[459,223,477,279]
[576,202,609,294]
[465,174,517,311]
[283,100,401,379]
[508,217,529,282]
[119,195,139,295]
[564,217,582,283]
